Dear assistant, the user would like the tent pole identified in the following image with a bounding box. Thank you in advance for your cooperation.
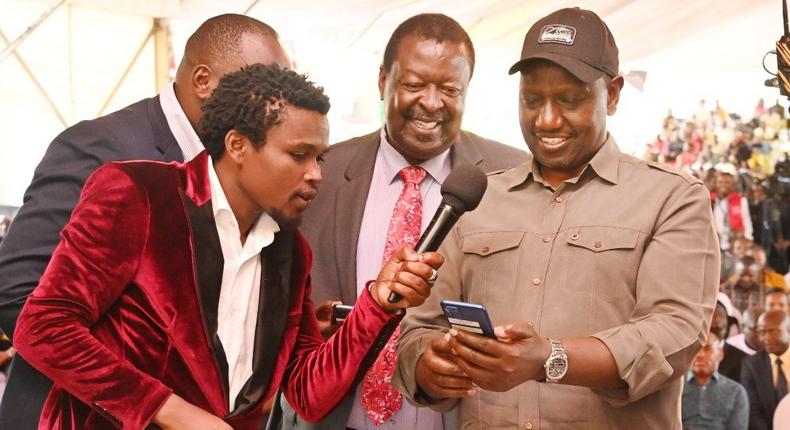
[153,18,173,90]
[244,1,262,14]
[0,0,67,65]
[0,30,68,127]
[97,24,155,116]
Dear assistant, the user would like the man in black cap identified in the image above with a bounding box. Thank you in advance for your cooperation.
[393,7,720,428]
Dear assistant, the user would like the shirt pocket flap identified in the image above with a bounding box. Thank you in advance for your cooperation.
[462,231,525,256]
[566,226,639,252]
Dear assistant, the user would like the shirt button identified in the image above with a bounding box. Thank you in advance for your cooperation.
[542,236,551,243]
[482,246,490,253]
[554,196,563,203]
[571,233,579,240]
[532,278,541,285]
[594,241,602,248]
[525,422,534,430]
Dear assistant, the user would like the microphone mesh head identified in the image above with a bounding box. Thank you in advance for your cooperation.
[440,164,488,213]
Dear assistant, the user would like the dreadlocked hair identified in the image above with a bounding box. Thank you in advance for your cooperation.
[198,63,330,160]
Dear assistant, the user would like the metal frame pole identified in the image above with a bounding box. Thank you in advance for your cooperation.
[97,24,155,116]
[0,0,68,65]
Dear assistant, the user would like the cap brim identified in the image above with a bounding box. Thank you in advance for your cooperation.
[508,53,606,83]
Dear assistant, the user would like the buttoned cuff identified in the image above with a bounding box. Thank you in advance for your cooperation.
[591,325,674,406]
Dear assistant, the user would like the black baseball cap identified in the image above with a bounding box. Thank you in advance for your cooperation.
[508,7,619,82]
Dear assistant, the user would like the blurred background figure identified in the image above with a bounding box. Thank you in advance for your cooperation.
[0,216,10,245]
[722,305,764,383]
[712,170,753,252]
[741,310,790,429]
[682,328,748,430]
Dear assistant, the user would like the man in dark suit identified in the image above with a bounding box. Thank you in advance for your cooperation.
[273,13,527,430]
[713,299,751,382]
[741,309,790,429]
[0,13,290,429]
[13,64,443,430]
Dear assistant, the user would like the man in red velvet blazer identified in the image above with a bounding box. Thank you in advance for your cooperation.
[13,64,442,430]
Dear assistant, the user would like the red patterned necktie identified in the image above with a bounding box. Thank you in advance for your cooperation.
[360,165,426,425]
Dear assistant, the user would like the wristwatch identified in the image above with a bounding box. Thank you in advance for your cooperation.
[541,338,568,383]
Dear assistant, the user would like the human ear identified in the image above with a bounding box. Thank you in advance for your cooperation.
[224,130,248,164]
[192,64,214,102]
[606,75,625,116]
[378,66,387,101]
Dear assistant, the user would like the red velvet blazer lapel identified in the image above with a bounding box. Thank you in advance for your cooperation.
[164,152,229,416]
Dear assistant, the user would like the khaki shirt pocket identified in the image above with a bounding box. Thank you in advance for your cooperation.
[563,226,641,307]
[460,231,525,319]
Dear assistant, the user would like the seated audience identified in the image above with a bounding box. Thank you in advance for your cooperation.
[766,288,789,313]
[724,255,765,314]
[682,329,748,429]
[741,310,790,429]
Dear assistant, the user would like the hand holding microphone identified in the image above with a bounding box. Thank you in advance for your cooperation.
[371,164,488,309]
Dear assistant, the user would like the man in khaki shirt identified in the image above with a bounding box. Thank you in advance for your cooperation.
[393,7,720,429]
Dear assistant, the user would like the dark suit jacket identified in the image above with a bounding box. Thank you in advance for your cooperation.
[0,96,184,429]
[741,350,782,430]
[13,152,399,429]
[720,342,749,382]
[272,130,528,429]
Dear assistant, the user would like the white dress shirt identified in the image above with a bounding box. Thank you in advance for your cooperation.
[159,83,204,162]
[348,129,449,430]
[208,157,280,411]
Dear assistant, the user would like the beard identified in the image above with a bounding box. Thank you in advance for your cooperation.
[269,210,301,229]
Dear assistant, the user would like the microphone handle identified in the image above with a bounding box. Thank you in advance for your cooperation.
[387,204,460,303]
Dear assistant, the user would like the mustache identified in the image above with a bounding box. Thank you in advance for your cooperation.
[407,106,447,122]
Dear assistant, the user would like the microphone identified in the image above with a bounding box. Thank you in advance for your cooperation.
[387,164,488,303]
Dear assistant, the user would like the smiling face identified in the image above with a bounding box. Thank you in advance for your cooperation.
[518,60,623,187]
[233,105,329,228]
[378,35,472,164]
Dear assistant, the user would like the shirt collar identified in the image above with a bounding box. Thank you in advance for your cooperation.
[505,133,621,190]
[207,156,279,253]
[685,371,721,383]
[770,348,790,364]
[379,127,451,184]
[159,83,204,162]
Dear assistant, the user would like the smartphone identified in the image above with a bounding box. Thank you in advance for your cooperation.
[440,300,495,338]
[331,304,353,325]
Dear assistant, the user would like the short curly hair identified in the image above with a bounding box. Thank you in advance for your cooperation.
[382,14,475,77]
[199,63,330,160]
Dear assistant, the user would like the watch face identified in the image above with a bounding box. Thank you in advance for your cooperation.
[547,357,568,379]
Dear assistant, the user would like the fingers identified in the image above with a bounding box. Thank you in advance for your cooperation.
[314,300,342,321]
[447,329,501,369]
[495,321,536,342]
[418,251,445,271]
[375,248,446,310]
[417,337,477,399]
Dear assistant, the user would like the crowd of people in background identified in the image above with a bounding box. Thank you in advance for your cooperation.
[656,98,790,429]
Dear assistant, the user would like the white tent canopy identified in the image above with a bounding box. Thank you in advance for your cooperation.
[0,0,787,204]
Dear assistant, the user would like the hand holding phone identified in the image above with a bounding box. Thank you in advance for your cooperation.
[440,300,495,338]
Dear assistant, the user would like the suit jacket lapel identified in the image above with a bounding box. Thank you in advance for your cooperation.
[228,229,294,417]
[181,191,230,398]
[148,95,185,163]
[334,132,380,305]
[450,131,484,168]
[758,351,778,409]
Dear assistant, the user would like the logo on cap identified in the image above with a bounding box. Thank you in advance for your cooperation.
[538,24,576,45]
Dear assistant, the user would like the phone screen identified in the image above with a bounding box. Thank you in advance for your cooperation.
[440,300,495,337]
